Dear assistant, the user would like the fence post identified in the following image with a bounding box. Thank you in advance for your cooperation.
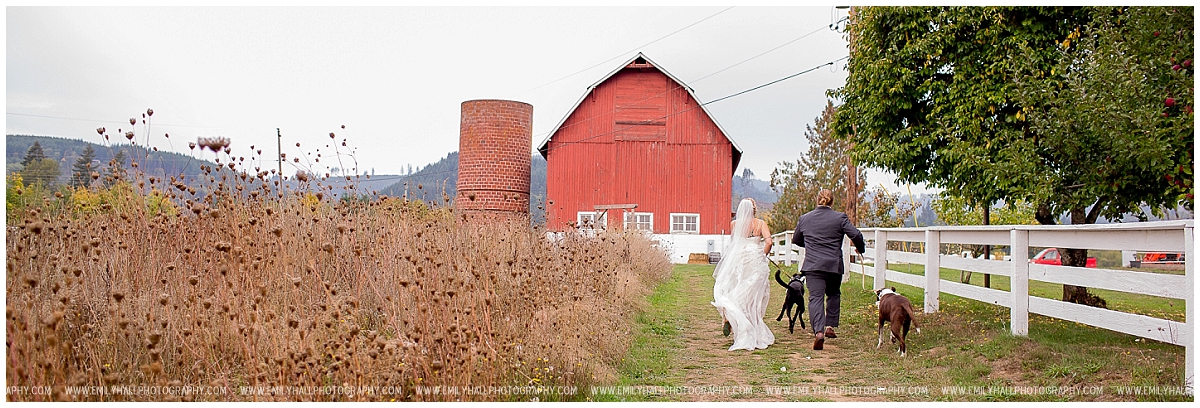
[924,229,940,313]
[792,231,801,266]
[1010,228,1029,336]
[1185,225,1194,394]
[874,229,887,291]
[774,233,785,266]
[788,232,797,266]
[771,235,781,265]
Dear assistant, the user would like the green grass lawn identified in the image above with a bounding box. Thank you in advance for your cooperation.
[875,262,1186,322]
[604,263,1191,402]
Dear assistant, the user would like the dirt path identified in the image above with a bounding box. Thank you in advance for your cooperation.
[614,264,1191,402]
[657,264,896,402]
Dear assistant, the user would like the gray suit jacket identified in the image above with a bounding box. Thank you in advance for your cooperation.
[791,206,866,275]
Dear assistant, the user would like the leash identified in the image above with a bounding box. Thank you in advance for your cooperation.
[768,258,805,280]
[768,257,782,270]
[767,258,790,274]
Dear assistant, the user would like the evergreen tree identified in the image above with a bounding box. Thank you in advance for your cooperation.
[736,168,754,202]
[21,141,46,167]
[70,145,97,188]
[768,100,867,232]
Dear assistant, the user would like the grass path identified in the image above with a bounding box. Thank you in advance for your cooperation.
[600,263,1190,402]
[605,264,907,401]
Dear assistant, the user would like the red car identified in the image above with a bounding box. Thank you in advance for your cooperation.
[1142,252,1185,263]
[1031,248,1097,268]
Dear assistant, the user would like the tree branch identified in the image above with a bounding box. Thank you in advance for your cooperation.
[1085,196,1108,224]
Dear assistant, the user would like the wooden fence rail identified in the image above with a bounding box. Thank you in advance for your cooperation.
[769,220,1194,393]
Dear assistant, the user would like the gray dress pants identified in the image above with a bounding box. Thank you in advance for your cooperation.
[805,271,842,333]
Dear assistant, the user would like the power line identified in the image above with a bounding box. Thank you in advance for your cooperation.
[691,25,830,84]
[531,21,843,147]
[542,55,849,153]
[704,56,848,105]
[511,6,735,98]
[6,112,224,129]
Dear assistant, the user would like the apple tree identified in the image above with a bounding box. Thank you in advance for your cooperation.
[831,6,1193,306]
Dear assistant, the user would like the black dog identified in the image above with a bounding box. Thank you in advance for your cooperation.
[774,268,806,333]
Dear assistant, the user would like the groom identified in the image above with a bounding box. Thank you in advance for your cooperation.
[791,189,866,350]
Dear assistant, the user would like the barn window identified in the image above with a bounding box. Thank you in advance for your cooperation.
[578,212,607,230]
[670,213,700,234]
[624,212,653,231]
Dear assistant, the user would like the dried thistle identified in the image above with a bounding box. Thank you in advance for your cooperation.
[198,136,231,152]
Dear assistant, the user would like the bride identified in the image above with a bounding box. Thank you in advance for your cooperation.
[711,198,775,351]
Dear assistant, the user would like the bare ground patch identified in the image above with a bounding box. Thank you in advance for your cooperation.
[659,265,893,402]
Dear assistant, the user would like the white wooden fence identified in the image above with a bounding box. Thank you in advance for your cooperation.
[769,220,1194,392]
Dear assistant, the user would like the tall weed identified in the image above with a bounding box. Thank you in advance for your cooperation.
[6,129,671,401]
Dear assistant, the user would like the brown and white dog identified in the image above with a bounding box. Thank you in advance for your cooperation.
[875,287,921,357]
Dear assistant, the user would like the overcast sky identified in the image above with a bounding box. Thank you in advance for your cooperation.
[7,6,934,195]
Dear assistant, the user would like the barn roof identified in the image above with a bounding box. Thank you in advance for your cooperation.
[537,52,743,166]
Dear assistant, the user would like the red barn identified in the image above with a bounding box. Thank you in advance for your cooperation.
[538,53,742,235]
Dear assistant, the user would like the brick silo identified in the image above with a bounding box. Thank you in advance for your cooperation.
[455,99,533,218]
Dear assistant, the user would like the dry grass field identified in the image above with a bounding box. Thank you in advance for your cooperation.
[6,154,671,401]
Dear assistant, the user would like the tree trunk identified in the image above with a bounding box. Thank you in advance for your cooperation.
[1058,207,1107,308]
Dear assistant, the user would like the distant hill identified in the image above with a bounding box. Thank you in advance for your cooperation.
[1107,205,1192,223]
[296,172,409,199]
[376,152,549,224]
[378,152,461,203]
[732,168,778,211]
[7,134,217,184]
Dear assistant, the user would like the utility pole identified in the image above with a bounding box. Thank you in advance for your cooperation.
[847,132,858,224]
[839,5,858,285]
[277,128,283,176]
[277,128,283,191]
[843,6,858,225]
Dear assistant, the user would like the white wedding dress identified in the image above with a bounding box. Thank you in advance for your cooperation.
[711,199,775,351]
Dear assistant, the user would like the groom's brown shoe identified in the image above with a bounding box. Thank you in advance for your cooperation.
[824,327,837,339]
[813,332,825,350]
